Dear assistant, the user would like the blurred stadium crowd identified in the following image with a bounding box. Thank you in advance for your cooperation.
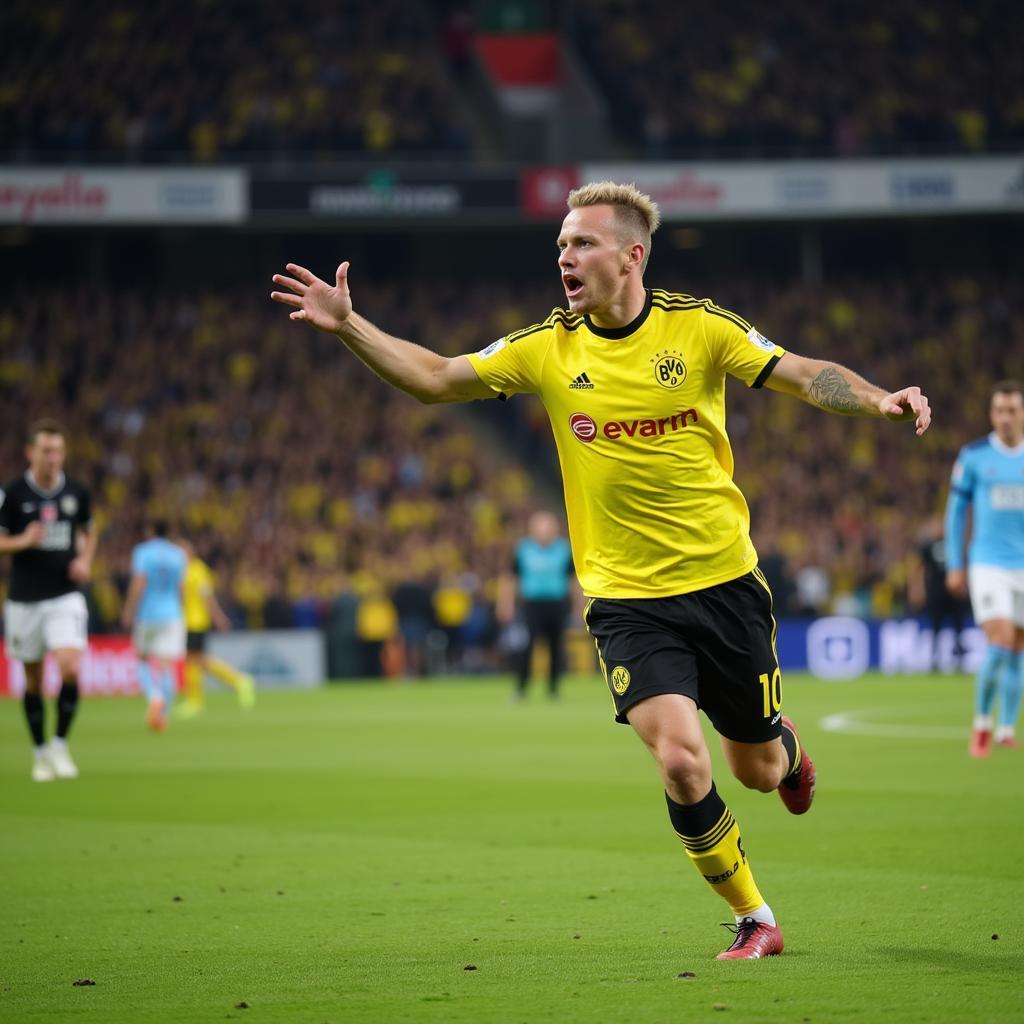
[1,273,1019,668]
[2,0,1021,163]
[576,0,1024,157]
[0,0,471,163]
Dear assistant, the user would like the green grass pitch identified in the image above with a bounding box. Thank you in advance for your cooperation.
[1,673,1022,1024]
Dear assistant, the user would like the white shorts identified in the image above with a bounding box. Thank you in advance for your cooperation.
[968,565,1024,626]
[133,619,186,660]
[3,592,89,664]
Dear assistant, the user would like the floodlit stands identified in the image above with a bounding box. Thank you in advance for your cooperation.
[574,0,1024,158]
[2,275,1020,630]
[0,0,471,163]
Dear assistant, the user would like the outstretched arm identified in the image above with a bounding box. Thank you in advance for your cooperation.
[271,262,493,404]
[765,353,931,436]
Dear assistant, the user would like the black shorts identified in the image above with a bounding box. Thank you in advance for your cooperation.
[584,569,783,743]
[186,630,208,654]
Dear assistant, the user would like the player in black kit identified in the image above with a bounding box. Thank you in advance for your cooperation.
[0,420,97,781]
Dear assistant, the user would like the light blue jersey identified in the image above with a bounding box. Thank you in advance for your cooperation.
[945,433,1024,571]
[515,537,574,601]
[131,538,187,624]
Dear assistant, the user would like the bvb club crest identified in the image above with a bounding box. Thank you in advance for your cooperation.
[610,666,631,695]
[652,350,687,389]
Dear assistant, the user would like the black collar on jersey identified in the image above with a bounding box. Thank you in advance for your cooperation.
[584,289,653,340]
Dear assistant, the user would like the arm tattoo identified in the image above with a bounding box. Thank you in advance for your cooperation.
[807,367,861,414]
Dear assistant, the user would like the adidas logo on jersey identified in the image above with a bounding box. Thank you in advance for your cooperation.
[569,372,594,390]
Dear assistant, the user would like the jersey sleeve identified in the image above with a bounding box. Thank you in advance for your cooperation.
[703,305,786,388]
[131,546,146,575]
[464,329,549,398]
[511,541,524,576]
[944,448,975,571]
[77,486,93,529]
[198,562,215,595]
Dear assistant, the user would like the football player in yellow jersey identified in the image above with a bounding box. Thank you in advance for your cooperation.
[177,540,254,717]
[272,181,931,960]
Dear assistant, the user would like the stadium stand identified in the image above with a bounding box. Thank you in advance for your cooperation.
[3,1,1021,163]
[1,273,1020,648]
[574,0,1024,157]
[0,0,471,163]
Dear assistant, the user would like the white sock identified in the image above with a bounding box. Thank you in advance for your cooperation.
[973,715,994,732]
[50,737,67,751]
[34,745,49,759]
[995,725,1015,742]
[738,903,776,927]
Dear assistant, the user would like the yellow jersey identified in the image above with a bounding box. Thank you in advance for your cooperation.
[183,557,216,632]
[465,289,785,599]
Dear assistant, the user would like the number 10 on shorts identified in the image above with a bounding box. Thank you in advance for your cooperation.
[759,668,782,718]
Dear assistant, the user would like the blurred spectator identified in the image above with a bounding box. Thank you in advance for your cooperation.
[1,271,1021,651]
[574,1,1024,158]
[907,514,968,670]
[0,0,471,163]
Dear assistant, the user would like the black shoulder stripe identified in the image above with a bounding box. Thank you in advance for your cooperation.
[704,305,752,333]
[506,310,582,344]
[752,355,780,389]
[651,301,703,312]
[652,292,753,332]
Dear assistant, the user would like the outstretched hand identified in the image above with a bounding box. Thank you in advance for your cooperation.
[271,262,353,334]
[879,386,931,436]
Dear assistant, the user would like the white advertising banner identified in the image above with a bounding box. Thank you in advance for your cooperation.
[0,168,247,224]
[582,156,1024,220]
[207,629,326,689]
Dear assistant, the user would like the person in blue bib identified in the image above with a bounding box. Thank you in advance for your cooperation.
[500,511,575,700]
[945,380,1024,756]
[121,520,188,732]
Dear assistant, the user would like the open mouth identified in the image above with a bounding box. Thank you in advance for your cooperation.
[563,275,584,299]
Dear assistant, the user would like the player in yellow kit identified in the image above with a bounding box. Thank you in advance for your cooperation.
[177,540,254,717]
[271,181,931,960]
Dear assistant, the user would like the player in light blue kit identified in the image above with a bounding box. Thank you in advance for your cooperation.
[121,520,188,731]
[945,381,1024,757]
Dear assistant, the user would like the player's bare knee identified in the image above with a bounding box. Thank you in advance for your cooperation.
[55,651,81,682]
[656,742,706,790]
[984,620,1015,649]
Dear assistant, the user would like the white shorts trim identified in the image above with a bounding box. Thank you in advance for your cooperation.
[3,592,88,664]
[133,619,186,660]
[968,564,1024,626]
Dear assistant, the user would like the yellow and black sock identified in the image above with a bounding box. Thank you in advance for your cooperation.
[184,661,205,707]
[780,723,802,782]
[666,783,765,918]
[206,657,246,691]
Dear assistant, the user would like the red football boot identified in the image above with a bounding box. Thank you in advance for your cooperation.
[778,715,816,815]
[995,734,1020,750]
[716,919,785,960]
[969,728,992,758]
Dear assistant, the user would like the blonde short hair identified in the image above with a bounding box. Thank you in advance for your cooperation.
[567,181,661,270]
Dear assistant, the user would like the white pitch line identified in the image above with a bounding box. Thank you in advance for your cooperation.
[820,709,965,740]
